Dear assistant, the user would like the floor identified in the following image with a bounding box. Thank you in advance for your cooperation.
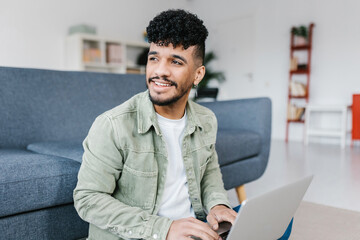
[291,201,360,240]
[226,140,360,212]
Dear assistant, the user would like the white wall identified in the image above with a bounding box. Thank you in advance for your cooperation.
[0,0,180,70]
[2,0,360,143]
[254,0,360,142]
[184,0,360,142]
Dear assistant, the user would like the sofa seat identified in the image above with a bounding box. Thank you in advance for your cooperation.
[216,129,261,166]
[0,149,81,217]
[27,141,83,163]
[27,129,262,169]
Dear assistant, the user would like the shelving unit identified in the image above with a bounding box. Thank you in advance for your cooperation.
[285,23,315,142]
[304,105,349,148]
[65,33,149,74]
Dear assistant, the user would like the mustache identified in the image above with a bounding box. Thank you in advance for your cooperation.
[148,76,178,87]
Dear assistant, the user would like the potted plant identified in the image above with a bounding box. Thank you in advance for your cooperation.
[195,52,225,101]
[291,25,308,46]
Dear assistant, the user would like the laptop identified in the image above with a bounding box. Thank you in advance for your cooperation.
[216,175,314,240]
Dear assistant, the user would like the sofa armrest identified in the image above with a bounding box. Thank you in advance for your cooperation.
[200,97,272,188]
[200,97,271,138]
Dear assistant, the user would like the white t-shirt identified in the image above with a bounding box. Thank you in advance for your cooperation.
[156,112,195,220]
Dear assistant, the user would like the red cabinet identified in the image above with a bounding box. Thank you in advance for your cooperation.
[353,94,360,141]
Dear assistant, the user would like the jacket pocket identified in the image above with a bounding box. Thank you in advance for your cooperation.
[117,164,158,210]
[197,144,214,179]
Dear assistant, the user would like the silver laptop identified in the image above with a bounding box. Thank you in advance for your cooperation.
[217,175,313,240]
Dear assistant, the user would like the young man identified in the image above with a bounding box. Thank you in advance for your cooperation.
[74,9,236,240]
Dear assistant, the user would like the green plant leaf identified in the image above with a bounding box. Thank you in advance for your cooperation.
[291,25,308,38]
[197,52,226,89]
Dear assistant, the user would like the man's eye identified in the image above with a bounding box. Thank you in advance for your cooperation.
[172,60,183,65]
[149,57,157,61]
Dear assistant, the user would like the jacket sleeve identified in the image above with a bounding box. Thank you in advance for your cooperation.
[73,114,172,240]
[200,116,232,213]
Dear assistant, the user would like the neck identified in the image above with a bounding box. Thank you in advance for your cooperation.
[154,97,188,120]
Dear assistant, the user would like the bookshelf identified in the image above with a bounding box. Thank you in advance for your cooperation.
[65,34,149,74]
[285,23,314,142]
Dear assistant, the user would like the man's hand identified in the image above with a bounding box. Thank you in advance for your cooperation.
[166,217,220,240]
[206,205,237,231]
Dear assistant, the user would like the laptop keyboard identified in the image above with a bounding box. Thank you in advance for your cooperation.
[219,230,230,240]
[190,230,229,240]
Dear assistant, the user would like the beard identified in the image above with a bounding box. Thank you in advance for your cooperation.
[147,76,192,106]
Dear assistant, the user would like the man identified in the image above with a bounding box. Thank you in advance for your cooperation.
[74,9,236,240]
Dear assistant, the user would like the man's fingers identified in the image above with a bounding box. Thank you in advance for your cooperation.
[167,217,220,240]
[216,210,237,225]
[190,218,220,240]
[206,213,219,230]
[186,228,217,240]
[230,209,237,218]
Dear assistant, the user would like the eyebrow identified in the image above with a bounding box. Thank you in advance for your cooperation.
[148,51,158,56]
[172,54,188,64]
[148,51,188,64]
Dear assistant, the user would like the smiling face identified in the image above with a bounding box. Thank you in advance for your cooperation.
[146,42,204,109]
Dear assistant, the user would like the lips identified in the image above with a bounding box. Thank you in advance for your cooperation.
[149,77,177,88]
[154,81,171,87]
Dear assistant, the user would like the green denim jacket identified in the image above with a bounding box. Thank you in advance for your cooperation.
[73,91,231,240]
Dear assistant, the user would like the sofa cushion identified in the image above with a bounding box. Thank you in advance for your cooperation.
[27,141,83,163]
[0,149,81,218]
[26,131,262,168]
[0,67,147,149]
[216,129,261,166]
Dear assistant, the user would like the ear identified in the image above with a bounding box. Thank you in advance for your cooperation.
[194,65,206,86]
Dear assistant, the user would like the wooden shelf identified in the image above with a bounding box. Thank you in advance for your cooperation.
[290,69,309,74]
[287,119,305,123]
[286,23,315,142]
[289,95,308,99]
[291,45,311,50]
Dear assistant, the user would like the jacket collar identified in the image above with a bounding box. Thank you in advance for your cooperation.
[137,90,203,135]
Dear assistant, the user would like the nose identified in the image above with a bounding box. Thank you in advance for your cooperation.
[154,60,170,78]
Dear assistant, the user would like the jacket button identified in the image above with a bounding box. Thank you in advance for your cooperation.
[153,233,158,239]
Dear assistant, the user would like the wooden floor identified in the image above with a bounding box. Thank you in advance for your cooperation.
[227,140,360,212]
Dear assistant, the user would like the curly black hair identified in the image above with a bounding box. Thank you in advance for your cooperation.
[146,9,208,64]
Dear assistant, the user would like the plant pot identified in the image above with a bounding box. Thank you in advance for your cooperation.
[294,36,307,46]
[195,87,219,102]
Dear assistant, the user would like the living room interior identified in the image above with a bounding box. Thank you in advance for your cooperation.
[1,0,360,239]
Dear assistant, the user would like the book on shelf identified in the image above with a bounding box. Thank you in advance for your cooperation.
[82,41,101,63]
[83,48,101,63]
[106,44,122,64]
[297,64,308,70]
[290,57,298,71]
[290,81,307,97]
[287,104,305,121]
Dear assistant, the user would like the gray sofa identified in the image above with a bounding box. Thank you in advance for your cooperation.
[0,66,271,240]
